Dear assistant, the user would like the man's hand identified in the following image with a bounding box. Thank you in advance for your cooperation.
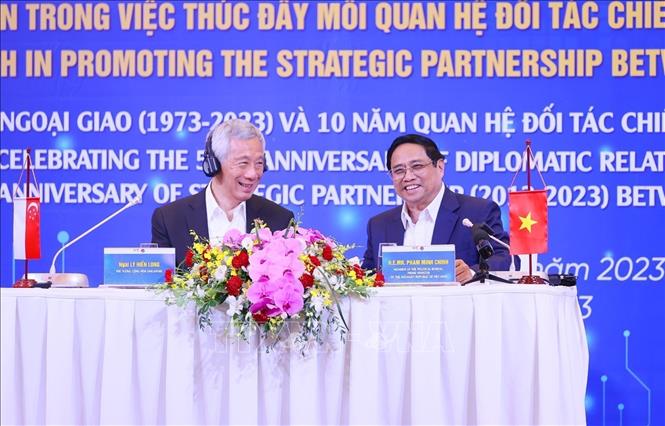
[455,259,474,284]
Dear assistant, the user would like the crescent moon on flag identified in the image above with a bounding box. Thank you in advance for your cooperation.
[27,201,39,212]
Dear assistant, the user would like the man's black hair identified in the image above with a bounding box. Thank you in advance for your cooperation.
[386,134,445,170]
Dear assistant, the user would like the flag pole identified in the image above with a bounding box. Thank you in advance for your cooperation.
[518,140,546,285]
[13,148,37,288]
[526,140,533,278]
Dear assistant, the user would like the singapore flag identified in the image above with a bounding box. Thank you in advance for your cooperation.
[13,196,41,259]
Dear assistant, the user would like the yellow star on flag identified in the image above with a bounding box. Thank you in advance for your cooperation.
[519,212,538,233]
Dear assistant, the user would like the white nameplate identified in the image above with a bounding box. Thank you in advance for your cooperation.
[103,247,175,287]
[381,244,457,285]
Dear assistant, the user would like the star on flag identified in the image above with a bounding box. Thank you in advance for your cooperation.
[518,212,538,232]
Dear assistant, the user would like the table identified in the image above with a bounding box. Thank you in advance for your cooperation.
[1,284,588,425]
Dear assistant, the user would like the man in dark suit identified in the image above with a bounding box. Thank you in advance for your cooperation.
[151,119,294,265]
[361,134,513,283]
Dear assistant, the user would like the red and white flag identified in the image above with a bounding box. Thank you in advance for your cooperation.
[13,196,41,259]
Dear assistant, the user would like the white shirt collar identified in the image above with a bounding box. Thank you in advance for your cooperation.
[400,184,446,228]
[205,183,246,243]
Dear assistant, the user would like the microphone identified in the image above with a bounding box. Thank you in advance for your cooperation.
[29,197,142,287]
[465,220,515,285]
[464,217,519,273]
[472,227,494,260]
[462,218,510,250]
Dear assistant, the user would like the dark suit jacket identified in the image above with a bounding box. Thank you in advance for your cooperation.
[151,190,294,265]
[361,187,514,272]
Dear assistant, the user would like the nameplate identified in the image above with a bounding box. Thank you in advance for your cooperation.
[103,247,175,286]
[381,244,456,285]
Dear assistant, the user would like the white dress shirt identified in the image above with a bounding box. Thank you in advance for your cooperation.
[401,184,446,246]
[205,183,246,246]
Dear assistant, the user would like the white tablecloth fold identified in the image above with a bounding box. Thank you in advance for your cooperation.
[1,285,588,425]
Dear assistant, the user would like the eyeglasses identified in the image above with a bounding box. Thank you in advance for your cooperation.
[388,160,436,180]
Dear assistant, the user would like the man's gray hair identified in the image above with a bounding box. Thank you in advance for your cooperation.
[209,118,266,163]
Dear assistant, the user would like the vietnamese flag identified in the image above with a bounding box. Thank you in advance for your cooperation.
[13,196,41,260]
[509,190,548,255]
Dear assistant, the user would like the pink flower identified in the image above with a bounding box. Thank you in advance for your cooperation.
[294,227,325,244]
[247,276,274,302]
[247,273,304,317]
[248,297,281,318]
[257,227,273,241]
[248,238,305,282]
[271,274,304,315]
[223,229,245,246]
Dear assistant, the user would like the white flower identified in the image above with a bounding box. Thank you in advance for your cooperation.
[313,268,326,282]
[225,295,245,317]
[214,265,228,280]
[314,269,343,291]
[194,286,206,298]
[241,236,254,251]
[347,256,361,266]
[310,295,325,313]
[190,264,201,276]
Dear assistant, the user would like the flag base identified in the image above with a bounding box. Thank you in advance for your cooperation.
[518,275,546,284]
[13,278,37,288]
[26,273,89,288]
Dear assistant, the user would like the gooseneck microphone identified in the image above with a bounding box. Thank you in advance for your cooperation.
[463,217,516,274]
[49,197,142,274]
[27,197,142,287]
[462,218,510,250]
[472,227,494,260]
[463,218,513,285]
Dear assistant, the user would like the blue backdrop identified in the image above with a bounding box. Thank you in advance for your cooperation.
[1,2,664,424]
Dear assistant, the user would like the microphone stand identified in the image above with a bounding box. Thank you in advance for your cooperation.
[28,197,141,287]
[464,257,513,285]
[464,231,513,285]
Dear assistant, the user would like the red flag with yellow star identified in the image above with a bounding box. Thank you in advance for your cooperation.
[509,189,548,254]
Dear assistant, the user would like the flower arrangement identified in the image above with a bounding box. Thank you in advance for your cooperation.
[157,220,384,350]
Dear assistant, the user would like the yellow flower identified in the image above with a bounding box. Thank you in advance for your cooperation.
[321,290,333,307]
[193,242,206,254]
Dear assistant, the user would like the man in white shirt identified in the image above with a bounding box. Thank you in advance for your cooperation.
[361,134,513,283]
[151,119,294,265]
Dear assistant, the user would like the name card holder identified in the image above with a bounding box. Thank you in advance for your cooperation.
[103,247,175,287]
[381,244,458,286]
